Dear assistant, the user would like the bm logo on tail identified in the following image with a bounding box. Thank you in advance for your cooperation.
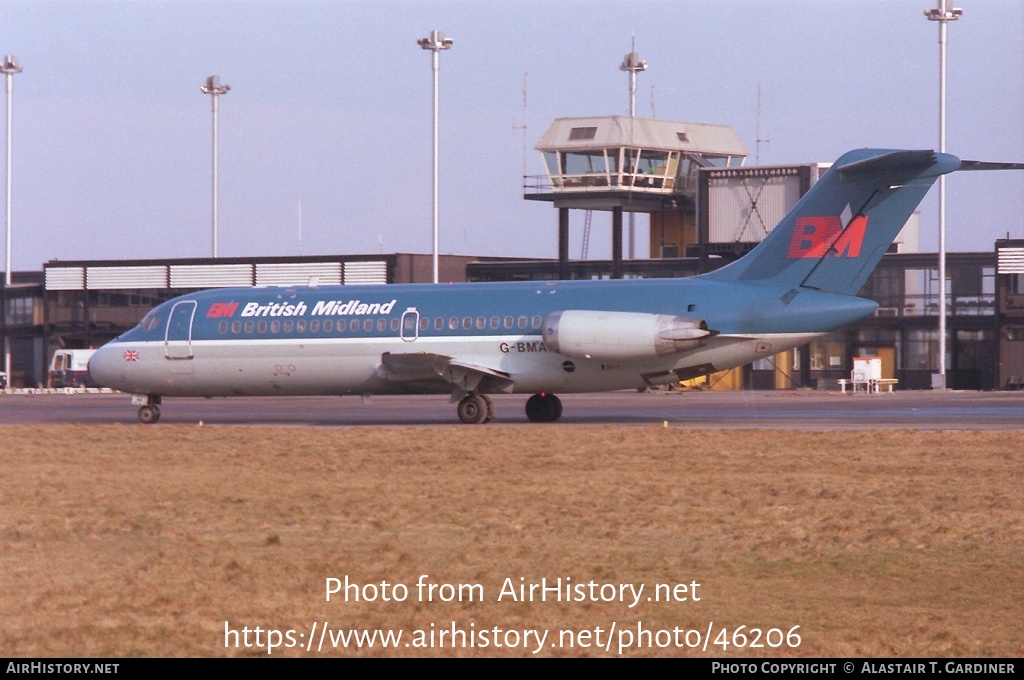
[787,215,868,259]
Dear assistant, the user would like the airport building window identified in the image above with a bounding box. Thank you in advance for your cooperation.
[905,329,939,371]
[543,146,696,193]
[870,268,902,309]
[809,341,845,371]
[564,150,608,176]
[955,329,991,370]
[902,268,941,316]
[952,264,981,297]
[542,152,560,179]
[856,328,897,346]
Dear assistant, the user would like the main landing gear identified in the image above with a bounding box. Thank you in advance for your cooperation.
[525,392,562,423]
[134,395,161,424]
[457,394,495,424]
[455,392,562,424]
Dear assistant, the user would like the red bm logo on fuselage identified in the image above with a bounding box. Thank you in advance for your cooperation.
[206,302,239,318]
[787,215,868,259]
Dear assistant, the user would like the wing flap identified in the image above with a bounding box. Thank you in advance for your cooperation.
[378,352,515,399]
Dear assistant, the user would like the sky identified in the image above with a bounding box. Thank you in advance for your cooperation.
[0,0,1021,272]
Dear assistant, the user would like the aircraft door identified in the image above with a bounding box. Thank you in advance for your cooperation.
[400,307,419,342]
[165,300,197,359]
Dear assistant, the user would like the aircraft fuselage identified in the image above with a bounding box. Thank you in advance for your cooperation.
[88,277,875,401]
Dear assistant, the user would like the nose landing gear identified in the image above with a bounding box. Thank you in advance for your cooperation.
[138,404,161,424]
[133,394,162,424]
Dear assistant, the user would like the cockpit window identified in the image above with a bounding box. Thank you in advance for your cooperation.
[139,312,162,332]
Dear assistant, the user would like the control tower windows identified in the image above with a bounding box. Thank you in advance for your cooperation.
[623,149,672,189]
[561,150,613,187]
[544,147,681,192]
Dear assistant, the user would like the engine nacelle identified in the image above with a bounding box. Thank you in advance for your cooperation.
[542,310,714,361]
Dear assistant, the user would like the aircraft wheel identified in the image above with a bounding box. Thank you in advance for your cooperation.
[138,404,161,425]
[550,394,563,421]
[482,395,495,423]
[525,392,561,423]
[457,395,489,424]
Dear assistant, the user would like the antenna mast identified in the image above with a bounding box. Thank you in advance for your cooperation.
[755,82,770,165]
[513,70,528,177]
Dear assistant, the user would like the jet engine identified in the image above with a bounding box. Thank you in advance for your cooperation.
[542,310,715,361]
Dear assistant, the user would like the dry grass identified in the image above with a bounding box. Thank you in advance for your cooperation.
[1,425,1021,657]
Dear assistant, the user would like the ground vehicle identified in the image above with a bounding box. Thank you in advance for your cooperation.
[49,349,98,388]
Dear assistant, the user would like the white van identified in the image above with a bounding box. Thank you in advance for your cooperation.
[49,349,98,388]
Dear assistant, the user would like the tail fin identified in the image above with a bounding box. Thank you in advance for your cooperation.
[704,149,961,295]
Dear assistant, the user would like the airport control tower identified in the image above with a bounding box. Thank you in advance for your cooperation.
[524,115,747,278]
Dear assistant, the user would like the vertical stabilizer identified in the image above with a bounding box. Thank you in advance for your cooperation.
[704,149,961,295]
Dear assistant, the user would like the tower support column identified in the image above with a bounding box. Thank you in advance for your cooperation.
[558,207,570,280]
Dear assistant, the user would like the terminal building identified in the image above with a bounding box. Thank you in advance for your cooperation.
[2,114,1023,392]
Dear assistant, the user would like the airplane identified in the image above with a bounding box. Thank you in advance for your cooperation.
[86,148,1023,424]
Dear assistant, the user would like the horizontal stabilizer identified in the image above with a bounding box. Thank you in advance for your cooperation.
[835,150,938,174]
[957,160,1024,172]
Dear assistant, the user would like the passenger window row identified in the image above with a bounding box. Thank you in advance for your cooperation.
[216,314,543,336]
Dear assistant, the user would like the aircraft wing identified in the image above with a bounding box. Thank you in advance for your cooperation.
[377,352,515,400]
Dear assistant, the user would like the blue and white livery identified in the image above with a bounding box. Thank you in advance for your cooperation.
[87,149,1021,423]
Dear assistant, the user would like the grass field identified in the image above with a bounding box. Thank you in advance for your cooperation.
[1,425,1021,657]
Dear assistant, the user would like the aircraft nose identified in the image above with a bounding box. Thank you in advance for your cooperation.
[87,344,125,390]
